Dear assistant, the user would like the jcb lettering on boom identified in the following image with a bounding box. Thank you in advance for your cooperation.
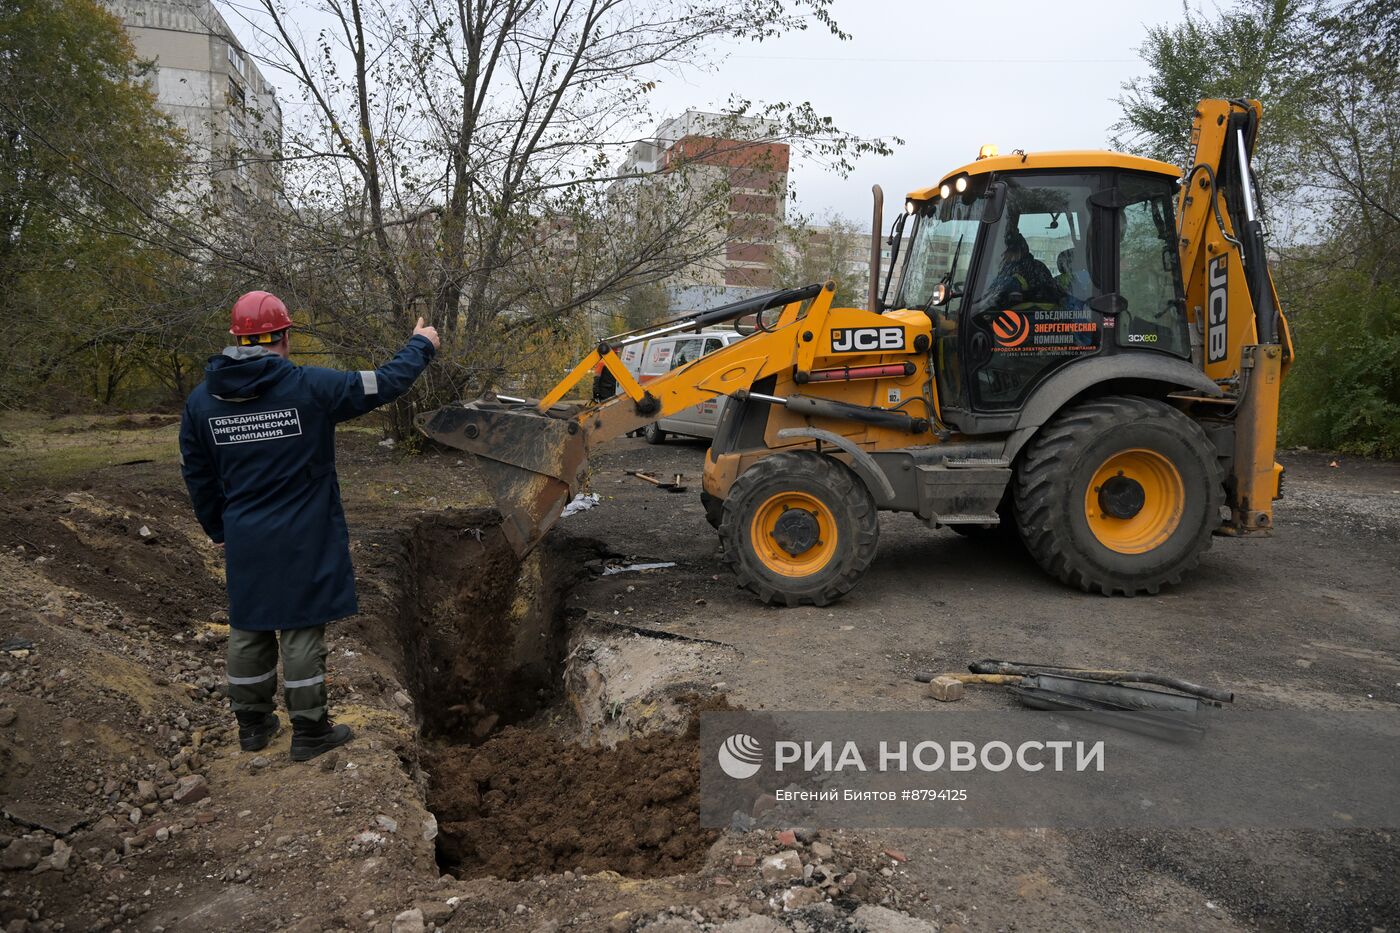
[1207,256,1228,363]
[831,327,905,353]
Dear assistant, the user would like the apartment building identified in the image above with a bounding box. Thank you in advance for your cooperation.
[104,0,282,209]
[616,111,790,314]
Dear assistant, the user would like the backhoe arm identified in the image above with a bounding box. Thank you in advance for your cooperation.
[420,282,841,552]
[573,284,837,446]
[1176,99,1294,535]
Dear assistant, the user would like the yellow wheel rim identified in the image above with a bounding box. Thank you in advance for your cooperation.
[749,491,838,577]
[1083,448,1184,555]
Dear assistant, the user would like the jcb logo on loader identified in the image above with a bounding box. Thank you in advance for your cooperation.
[830,327,905,353]
[1207,256,1228,363]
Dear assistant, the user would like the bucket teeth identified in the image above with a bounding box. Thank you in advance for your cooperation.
[419,400,586,555]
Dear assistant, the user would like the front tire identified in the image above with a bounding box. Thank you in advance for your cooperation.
[719,452,879,607]
[643,421,667,445]
[1013,396,1222,595]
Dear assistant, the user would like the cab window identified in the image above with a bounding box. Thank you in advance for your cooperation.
[964,173,1102,411]
[1115,174,1189,358]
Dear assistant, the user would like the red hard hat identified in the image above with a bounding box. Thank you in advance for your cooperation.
[229,291,294,336]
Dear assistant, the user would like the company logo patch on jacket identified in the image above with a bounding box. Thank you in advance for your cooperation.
[208,408,303,445]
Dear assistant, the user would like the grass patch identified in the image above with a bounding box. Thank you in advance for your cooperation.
[0,410,492,512]
[0,411,181,491]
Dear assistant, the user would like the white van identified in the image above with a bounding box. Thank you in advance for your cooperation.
[595,330,745,443]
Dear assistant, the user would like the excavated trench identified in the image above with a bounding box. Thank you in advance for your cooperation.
[381,511,719,881]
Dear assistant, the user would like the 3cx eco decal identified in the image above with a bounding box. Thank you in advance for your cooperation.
[830,327,905,352]
[991,308,1099,354]
[1207,255,1228,363]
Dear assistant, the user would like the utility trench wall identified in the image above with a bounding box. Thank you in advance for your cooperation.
[392,511,587,743]
[378,511,717,881]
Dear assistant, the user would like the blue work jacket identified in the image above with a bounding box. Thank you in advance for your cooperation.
[179,336,435,630]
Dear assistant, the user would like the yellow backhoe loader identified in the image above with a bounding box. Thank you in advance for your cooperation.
[422,98,1293,606]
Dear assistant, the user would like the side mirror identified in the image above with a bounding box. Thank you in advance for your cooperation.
[981,182,1007,224]
[890,210,908,242]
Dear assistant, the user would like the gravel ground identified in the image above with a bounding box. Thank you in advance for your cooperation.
[1,414,1396,932]
[561,438,1400,931]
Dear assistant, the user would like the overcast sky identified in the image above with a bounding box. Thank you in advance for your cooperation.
[230,0,1190,228]
[638,0,1187,226]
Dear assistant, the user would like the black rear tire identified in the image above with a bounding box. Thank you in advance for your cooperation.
[1013,396,1222,595]
[643,422,666,445]
[719,451,879,607]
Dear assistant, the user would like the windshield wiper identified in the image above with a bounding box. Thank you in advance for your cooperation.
[922,233,965,312]
[944,233,965,288]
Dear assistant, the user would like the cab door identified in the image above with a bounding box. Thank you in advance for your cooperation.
[958,172,1108,418]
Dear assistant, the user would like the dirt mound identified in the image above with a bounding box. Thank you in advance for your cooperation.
[109,415,179,431]
[45,415,179,433]
[0,487,226,627]
[429,724,718,880]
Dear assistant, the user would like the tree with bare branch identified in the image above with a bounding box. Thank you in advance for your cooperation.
[223,0,893,436]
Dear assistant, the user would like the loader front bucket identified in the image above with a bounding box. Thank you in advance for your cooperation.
[418,399,588,555]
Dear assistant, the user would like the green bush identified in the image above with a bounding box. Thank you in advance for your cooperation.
[1280,274,1400,458]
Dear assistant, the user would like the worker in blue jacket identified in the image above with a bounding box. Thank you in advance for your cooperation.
[180,291,439,761]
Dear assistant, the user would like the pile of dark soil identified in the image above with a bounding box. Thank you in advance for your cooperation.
[429,725,718,880]
[0,486,226,626]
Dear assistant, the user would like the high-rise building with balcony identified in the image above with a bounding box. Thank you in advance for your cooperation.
[616,111,789,314]
[103,0,282,209]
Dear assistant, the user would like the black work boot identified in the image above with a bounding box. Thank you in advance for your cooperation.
[290,715,353,762]
[235,711,282,752]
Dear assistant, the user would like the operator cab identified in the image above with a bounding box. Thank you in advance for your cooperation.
[887,151,1188,433]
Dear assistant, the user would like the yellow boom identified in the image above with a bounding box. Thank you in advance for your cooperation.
[420,281,938,553]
